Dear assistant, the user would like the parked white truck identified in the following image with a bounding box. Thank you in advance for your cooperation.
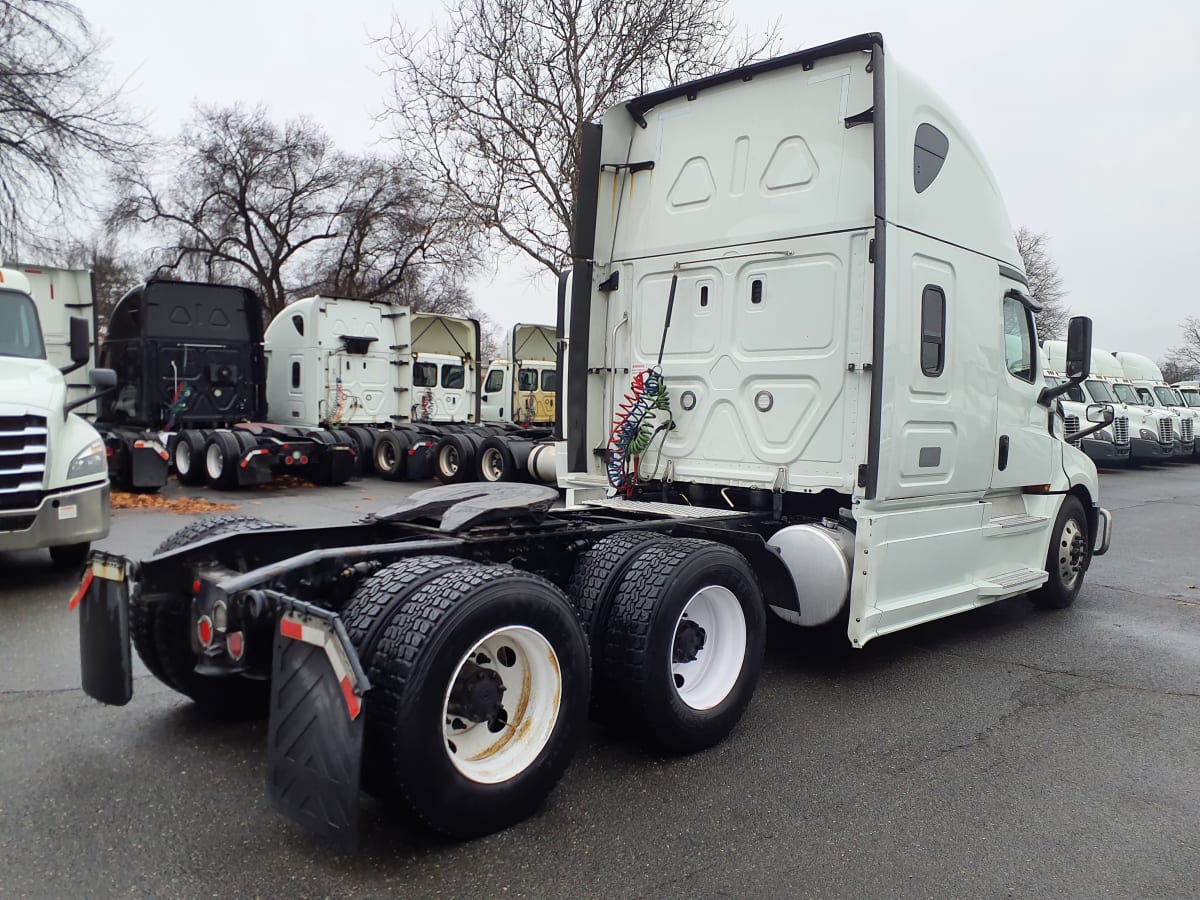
[75,34,1112,847]
[480,324,558,426]
[0,266,114,565]
[1114,351,1197,459]
[1039,359,1129,466]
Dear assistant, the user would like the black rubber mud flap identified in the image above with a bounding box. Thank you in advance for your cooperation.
[267,607,367,849]
[76,553,133,706]
[130,443,169,490]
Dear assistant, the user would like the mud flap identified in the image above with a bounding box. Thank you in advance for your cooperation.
[130,443,169,490]
[75,553,133,706]
[266,604,369,849]
[235,456,274,486]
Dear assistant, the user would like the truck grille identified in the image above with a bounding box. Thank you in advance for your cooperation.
[1113,416,1129,445]
[1182,418,1194,443]
[1063,415,1080,443]
[0,414,47,511]
[1159,418,1174,444]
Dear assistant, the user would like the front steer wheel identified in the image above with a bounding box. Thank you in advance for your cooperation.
[1030,495,1091,610]
[364,565,589,838]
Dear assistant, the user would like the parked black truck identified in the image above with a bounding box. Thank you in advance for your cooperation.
[97,280,355,490]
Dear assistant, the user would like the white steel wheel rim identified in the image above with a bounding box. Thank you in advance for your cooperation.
[440,445,459,476]
[441,625,561,784]
[205,443,224,478]
[175,442,192,475]
[1058,517,1085,588]
[378,441,397,472]
[481,447,504,481]
[671,585,747,711]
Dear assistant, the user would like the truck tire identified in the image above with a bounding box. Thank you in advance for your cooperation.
[203,431,240,490]
[365,565,589,838]
[373,430,410,481]
[339,555,481,795]
[476,437,519,482]
[567,529,673,653]
[49,541,90,569]
[345,426,377,476]
[130,515,288,714]
[1030,495,1090,610]
[597,540,766,753]
[174,429,207,486]
[434,433,479,484]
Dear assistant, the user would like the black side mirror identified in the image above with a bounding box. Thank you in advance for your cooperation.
[60,316,91,375]
[1065,316,1092,380]
[89,367,117,389]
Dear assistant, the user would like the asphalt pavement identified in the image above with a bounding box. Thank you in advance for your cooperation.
[1,466,1197,898]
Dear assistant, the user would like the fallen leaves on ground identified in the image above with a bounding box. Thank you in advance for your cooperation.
[254,475,316,491]
[110,491,238,514]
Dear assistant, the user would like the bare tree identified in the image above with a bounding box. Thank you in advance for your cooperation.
[61,237,140,329]
[1159,354,1194,385]
[0,1,140,254]
[380,0,779,275]
[1014,226,1070,341]
[109,105,347,320]
[302,154,480,311]
[1162,316,1200,382]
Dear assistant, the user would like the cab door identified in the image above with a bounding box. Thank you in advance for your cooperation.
[991,293,1053,491]
[480,366,507,423]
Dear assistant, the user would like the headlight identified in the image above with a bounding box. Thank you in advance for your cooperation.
[68,440,107,479]
[1139,428,1155,440]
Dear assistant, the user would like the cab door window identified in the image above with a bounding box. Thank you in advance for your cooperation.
[1002,296,1035,383]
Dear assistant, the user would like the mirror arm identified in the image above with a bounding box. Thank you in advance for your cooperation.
[59,360,85,376]
[1038,379,1074,406]
[63,385,115,418]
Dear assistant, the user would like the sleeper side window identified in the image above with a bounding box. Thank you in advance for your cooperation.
[1002,296,1035,383]
[920,285,945,376]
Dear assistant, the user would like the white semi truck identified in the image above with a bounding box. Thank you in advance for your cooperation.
[1113,351,1197,459]
[74,34,1112,847]
[0,266,114,565]
[1039,366,1129,466]
[480,324,558,426]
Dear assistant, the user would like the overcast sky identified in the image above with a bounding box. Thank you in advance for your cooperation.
[79,0,1200,360]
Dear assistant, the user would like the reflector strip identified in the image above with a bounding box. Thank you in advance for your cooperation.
[278,613,363,719]
[340,677,361,719]
[68,570,94,611]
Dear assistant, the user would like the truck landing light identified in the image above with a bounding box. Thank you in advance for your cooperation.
[197,616,214,648]
[227,631,245,661]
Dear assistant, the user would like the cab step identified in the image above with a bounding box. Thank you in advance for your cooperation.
[977,568,1047,596]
